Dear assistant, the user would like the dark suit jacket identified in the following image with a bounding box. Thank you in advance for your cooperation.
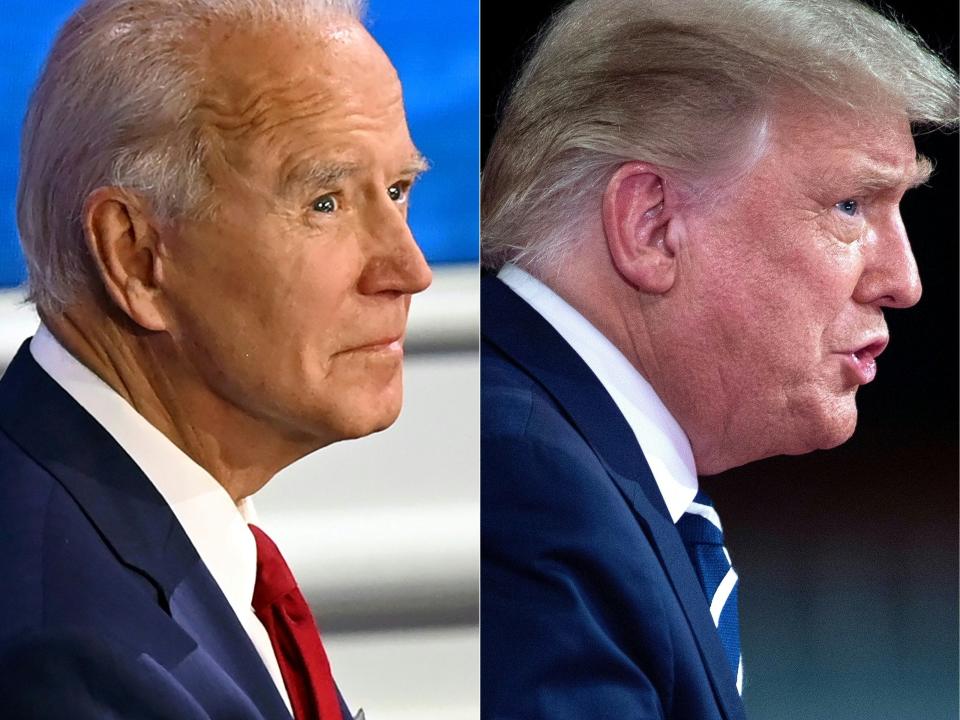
[481,276,747,719]
[0,341,352,720]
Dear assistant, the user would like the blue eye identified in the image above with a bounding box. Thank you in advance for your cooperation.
[388,183,407,204]
[312,194,337,213]
[835,199,859,217]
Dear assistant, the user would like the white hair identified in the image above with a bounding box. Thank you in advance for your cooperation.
[18,0,364,315]
[481,0,959,271]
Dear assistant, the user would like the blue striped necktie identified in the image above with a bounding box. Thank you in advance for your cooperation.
[676,490,743,694]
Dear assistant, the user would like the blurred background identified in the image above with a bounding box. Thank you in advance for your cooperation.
[483,1,958,718]
[0,2,479,719]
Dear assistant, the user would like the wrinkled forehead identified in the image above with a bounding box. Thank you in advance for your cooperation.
[193,16,407,168]
[765,96,924,190]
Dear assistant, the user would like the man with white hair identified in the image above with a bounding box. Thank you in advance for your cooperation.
[0,1,431,718]
[480,0,957,717]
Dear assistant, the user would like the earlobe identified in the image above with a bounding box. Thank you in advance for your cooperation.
[602,161,677,295]
[83,189,167,331]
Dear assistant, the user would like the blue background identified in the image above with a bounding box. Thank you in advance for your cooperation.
[0,0,479,289]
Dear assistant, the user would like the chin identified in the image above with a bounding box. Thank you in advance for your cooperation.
[815,420,856,450]
[771,389,858,458]
[297,360,407,441]
[286,399,402,448]
[811,398,859,451]
[326,379,406,441]
[337,402,403,440]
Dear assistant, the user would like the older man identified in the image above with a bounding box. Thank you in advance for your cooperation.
[480,0,957,718]
[0,0,430,718]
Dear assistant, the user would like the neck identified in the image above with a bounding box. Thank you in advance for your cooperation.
[44,306,321,502]
[533,244,661,396]
[531,246,743,476]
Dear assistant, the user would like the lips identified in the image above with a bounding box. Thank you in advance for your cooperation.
[345,334,405,354]
[844,337,888,385]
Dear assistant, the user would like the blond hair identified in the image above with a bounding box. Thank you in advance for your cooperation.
[481,0,959,271]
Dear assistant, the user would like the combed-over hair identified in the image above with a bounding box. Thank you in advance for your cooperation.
[481,0,959,271]
[18,0,364,314]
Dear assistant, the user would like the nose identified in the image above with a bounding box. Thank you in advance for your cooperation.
[853,210,922,309]
[357,201,433,297]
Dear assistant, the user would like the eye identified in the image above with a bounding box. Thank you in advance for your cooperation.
[312,194,338,213]
[835,199,860,217]
[387,183,408,204]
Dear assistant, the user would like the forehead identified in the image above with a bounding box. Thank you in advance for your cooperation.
[195,17,414,176]
[763,98,922,192]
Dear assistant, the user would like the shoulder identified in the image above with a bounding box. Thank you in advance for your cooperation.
[481,334,589,450]
[0,426,162,642]
[0,429,217,718]
[482,401,666,598]
[481,434,679,717]
[0,426,61,631]
[481,339,641,542]
[480,337,695,717]
[0,628,208,719]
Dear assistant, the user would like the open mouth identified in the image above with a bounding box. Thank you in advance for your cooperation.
[847,339,887,385]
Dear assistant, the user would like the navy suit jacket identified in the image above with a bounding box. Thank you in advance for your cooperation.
[0,341,352,720]
[481,276,747,719]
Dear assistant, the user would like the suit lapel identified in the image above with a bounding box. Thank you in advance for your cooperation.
[0,341,292,720]
[168,565,293,719]
[483,276,745,719]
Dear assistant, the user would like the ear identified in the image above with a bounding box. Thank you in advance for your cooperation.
[82,188,168,331]
[602,162,677,295]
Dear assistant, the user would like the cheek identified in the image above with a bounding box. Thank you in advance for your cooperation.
[686,217,860,383]
[683,237,787,355]
[774,233,866,355]
[161,211,407,438]
[163,222,350,379]
[274,240,363,353]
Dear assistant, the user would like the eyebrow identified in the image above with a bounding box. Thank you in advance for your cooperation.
[277,152,430,198]
[404,153,431,177]
[846,154,933,194]
[277,160,359,198]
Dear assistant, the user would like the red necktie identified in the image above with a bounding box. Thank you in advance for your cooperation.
[249,524,344,720]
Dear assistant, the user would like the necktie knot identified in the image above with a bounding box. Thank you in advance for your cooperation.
[676,490,725,546]
[250,523,299,613]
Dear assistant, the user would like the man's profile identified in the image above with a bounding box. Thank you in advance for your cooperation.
[0,0,431,717]
[480,0,957,717]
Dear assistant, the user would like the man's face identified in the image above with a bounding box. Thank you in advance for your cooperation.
[667,100,925,470]
[157,18,431,447]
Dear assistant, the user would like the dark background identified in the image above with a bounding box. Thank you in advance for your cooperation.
[482,2,959,718]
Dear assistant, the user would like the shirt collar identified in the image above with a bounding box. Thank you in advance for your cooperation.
[29,325,258,618]
[498,264,698,522]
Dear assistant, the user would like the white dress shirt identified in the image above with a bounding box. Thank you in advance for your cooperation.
[498,264,698,522]
[30,326,293,714]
